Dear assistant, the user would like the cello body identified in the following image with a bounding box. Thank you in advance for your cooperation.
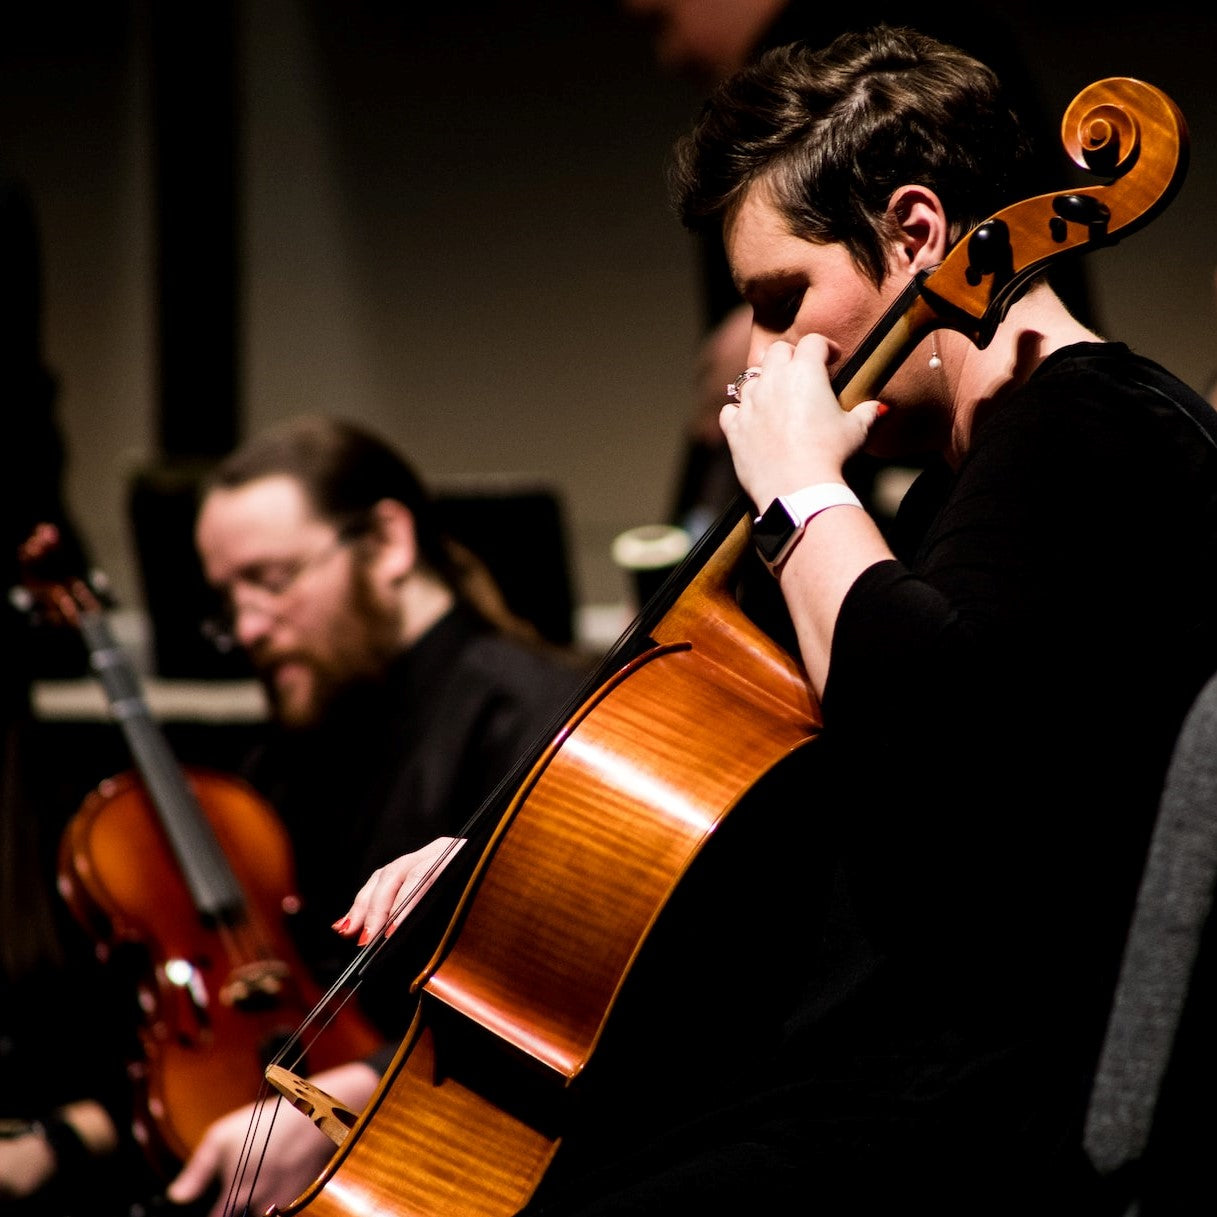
[264,76,1189,1217]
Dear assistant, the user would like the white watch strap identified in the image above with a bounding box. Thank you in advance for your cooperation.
[780,482,863,525]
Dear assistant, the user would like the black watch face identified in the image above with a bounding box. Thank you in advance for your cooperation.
[753,499,795,564]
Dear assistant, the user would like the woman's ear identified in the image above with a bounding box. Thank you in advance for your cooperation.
[887,184,950,275]
[367,498,417,585]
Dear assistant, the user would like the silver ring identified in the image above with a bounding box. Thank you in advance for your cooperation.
[726,366,763,401]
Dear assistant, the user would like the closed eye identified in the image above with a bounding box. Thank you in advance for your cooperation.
[749,285,804,333]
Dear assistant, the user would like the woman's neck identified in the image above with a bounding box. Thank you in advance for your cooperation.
[945,281,1103,465]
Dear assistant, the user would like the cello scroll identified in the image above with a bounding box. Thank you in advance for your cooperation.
[834,77,1187,414]
[918,76,1188,347]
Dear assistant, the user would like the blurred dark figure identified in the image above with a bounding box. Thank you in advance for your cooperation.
[0,176,158,1214]
[1205,264,1217,409]
[0,178,90,680]
[0,697,161,1216]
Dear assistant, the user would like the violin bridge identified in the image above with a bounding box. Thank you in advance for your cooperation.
[265,1064,360,1147]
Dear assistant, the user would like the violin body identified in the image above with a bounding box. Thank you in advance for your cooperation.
[13,522,384,1177]
[59,764,384,1173]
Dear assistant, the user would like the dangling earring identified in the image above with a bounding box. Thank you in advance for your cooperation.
[928,333,943,371]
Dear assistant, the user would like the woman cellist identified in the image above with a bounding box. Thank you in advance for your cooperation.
[331,26,1217,1215]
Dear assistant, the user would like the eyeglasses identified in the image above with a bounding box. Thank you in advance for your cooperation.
[201,530,358,653]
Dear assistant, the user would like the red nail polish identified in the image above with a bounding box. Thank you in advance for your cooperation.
[875,402,890,417]
[385,922,396,938]
[357,928,370,946]
[332,918,350,933]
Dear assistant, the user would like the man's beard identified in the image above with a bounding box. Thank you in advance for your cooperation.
[255,564,403,730]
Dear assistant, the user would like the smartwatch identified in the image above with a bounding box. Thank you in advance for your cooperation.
[752,482,863,574]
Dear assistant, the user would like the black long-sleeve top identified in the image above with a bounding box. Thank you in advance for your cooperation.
[529,343,1217,1215]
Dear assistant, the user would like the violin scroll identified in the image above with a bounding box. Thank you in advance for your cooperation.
[13,521,113,629]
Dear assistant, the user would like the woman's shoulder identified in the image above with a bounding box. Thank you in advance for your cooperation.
[1002,341,1217,451]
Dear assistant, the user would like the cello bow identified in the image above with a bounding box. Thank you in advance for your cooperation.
[268,76,1186,1217]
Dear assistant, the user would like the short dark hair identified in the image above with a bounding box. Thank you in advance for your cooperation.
[671,25,1035,286]
[204,414,457,584]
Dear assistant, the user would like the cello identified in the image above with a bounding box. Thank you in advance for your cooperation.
[16,523,384,1176]
[253,76,1187,1216]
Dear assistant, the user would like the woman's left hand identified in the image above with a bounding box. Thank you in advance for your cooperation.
[333,837,466,944]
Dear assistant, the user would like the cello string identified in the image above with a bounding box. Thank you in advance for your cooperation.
[221,1075,284,1217]
[263,835,470,1072]
[246,646,597,1170]
[263,662,598,1059]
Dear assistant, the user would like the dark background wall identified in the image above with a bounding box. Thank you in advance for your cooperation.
[2,2,1215,644]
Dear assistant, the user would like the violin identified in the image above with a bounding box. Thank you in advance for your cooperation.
[16,523,384,1176]
[250,77,1186,1216]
